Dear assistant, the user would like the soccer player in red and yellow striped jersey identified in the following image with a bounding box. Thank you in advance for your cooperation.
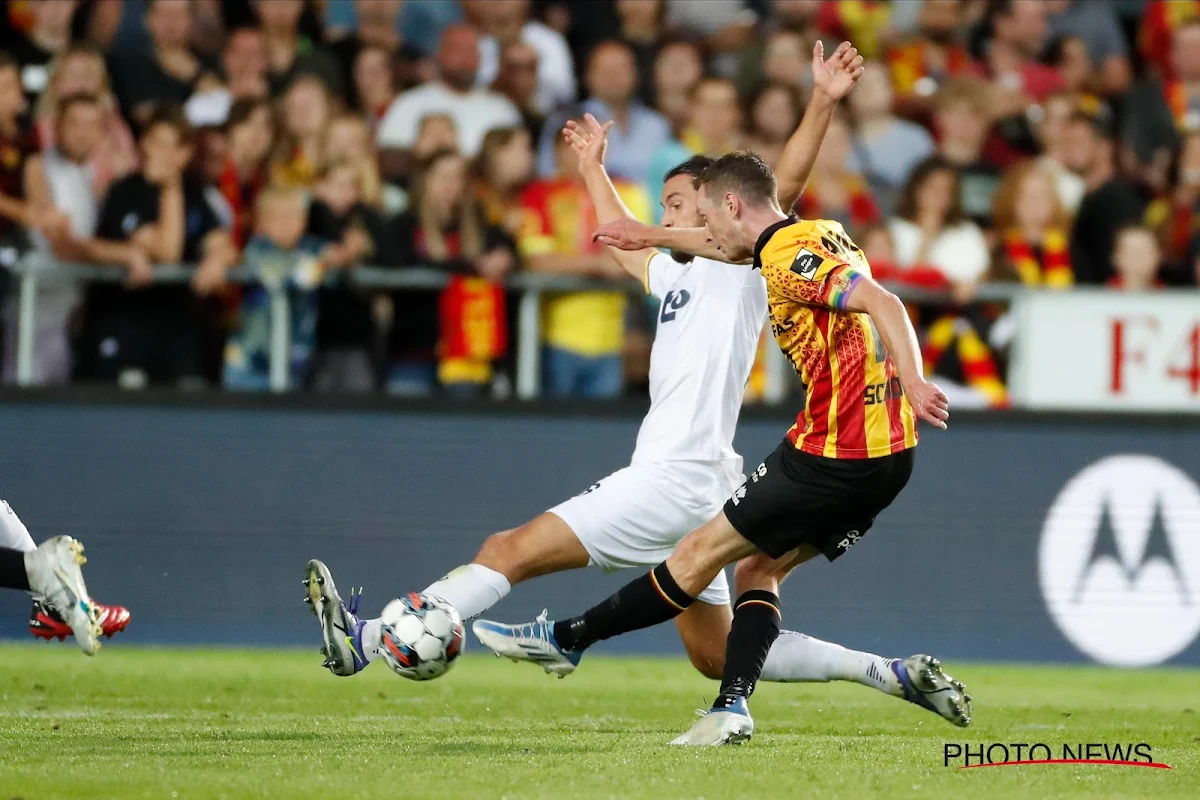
[756,216,919,459]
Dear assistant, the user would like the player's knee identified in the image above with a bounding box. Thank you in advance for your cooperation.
[474,528,527,583]
[687,646,725,680]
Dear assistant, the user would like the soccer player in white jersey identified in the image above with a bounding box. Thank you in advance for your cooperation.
[304,42,963,725]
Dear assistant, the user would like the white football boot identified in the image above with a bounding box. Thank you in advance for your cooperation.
[668,697,755,746]
[24,536,101,655]
[472,610,583,677]
[891,654,972,727]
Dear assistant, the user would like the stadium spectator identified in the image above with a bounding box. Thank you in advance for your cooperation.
[846,64,935,212]
[219,26,270,102]
[376,23,521,177]
[1044,0,1131,97]
[76,106,236,388]
[989,161,1074,288]
[1063,112,1149,285]
[306,159,387,392]
[255,0,344,97]
[1044,34,1092,96]
[7,93,108,385]
[759,29,811,93]
[1122,20,1200,172]
[519,123,644,398]
[223,186,331,391]
[270,75,332,190]
[886,0,974,113]
[1108,224,1165,291]
[384,149,515,396]
[645,76,742,217]
[352,44,399,130]
[932,78,1001,227]
[651,39,703,134]
[215,98,273,249]
[982,0,1063,104]
[735,0,820,96]
[475,126,534,238]
[6,0,76,107]
[539,40,670,184]
[1158,131,1200,266]
[1139,0,1200,80]
[614,0,667,106]
[110,0,212,127]
[742,80,803,168]
[470,0,576,117]
[1031,91,1086,213]
[887,156,989,295]
[665,0,755,76]
[490,41,543,140]
[0,54,41,250]
[330,0,427,106]
[795,113,881,231]
[324,113,385,211]
[34,45,138,199]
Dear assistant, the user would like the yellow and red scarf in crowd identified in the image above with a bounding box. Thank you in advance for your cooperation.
[1002,229,1073,288]
[887,40,972,98]
[924,316,1009,408]
[1141,0,1200,79]
[411,226,507,385]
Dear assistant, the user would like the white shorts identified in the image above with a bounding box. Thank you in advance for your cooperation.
[548,459,744,607]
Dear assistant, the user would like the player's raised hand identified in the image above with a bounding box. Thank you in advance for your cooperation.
[563,113,613,171]
[811,40,865,102]
[593,218,654,250]
[906,378,950,430]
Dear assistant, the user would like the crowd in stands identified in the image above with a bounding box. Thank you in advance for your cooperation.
[0,0,1197,405]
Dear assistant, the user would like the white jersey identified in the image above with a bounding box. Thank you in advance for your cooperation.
[631,252,768,467]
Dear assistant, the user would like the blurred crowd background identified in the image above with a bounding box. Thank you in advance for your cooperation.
[0,0,1197,405]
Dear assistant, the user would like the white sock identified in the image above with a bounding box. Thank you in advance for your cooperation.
[360,564,511,666]
[760,630,901,695]
[0,501,37,552]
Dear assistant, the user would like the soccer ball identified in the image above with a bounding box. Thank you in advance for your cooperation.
[378,593,465,680]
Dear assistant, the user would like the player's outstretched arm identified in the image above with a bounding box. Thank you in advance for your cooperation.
[843,276,950,430]
[567,114,657,280]
[591,220,744,264]
[775,41,865,213]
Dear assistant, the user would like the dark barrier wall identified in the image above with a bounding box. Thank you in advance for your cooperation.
[0,399,1197,666]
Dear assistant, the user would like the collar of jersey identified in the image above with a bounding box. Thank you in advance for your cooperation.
[752,215,800,270]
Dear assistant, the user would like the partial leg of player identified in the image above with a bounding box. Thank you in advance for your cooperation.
[0,538,102,655]
[1,499,130,642]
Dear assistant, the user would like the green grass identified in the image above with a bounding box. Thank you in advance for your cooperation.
[0,645,1196,799]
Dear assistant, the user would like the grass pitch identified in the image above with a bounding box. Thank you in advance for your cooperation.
[0,645,1196,799]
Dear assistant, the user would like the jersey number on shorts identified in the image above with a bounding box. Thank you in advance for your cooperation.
[659,289,691,323]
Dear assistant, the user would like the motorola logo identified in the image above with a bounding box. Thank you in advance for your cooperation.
[1039,455,1200,667]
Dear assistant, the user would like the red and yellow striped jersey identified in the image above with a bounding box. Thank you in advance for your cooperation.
[755,217,918,459]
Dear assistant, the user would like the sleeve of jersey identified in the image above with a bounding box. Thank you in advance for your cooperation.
[645,251,681,298]
[761,237,865,310]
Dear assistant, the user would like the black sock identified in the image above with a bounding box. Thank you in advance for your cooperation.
[713,590,781,709]
[0,546,30,592]
[553,562,694,652]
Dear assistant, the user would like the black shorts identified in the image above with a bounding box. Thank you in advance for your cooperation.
[723,440,915,560]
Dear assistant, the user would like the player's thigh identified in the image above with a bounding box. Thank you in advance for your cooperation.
[674,600,733,680]
[474,512,591,585]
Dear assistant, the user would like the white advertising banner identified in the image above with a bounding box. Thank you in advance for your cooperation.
[1009,290,1200,411]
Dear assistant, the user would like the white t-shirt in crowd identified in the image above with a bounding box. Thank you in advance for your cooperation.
[375,81,522,157]
[631,253,768,467]
[887,217,990,284]
[476,21,576,115]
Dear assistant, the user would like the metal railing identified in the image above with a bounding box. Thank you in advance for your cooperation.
[4,253,1035,400]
